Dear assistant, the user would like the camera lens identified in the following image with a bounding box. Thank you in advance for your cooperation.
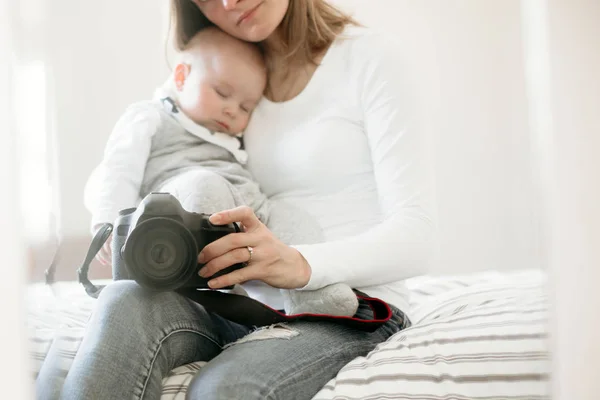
[123,217,198,291]
[139,230,184,277]
[149,242,172,266]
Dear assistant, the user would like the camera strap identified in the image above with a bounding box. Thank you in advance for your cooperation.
[76,224,392,332]
[44,223,114,298]
[178,288,392,332]
[72,223,114,298]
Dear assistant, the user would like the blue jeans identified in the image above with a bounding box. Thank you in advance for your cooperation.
[36,280,409,400]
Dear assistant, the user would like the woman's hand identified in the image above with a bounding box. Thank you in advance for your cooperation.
[197,206,312,290]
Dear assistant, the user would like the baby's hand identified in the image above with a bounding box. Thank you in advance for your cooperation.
[96,238,112,266]
[92,224,113,266]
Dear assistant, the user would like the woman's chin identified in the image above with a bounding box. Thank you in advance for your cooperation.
[232,20,276,43]
[240,29,272,43]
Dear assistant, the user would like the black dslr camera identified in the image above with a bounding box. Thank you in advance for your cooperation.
[112,192,244,291]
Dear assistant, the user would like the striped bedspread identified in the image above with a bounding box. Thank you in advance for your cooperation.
[28,270,550,399]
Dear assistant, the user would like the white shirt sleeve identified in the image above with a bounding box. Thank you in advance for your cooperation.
[84,103,160,232]
[294,33,437,290]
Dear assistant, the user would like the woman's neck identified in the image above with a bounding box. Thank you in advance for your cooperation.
[262,30,287,62]
[261,32,327,103]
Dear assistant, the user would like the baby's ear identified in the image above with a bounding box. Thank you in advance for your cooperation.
[173,63,191,91]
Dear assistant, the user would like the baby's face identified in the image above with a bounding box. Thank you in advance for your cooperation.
[176,53,266,135]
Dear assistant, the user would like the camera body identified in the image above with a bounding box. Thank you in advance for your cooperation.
[111,192,243,291]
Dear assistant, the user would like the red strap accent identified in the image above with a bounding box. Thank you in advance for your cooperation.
[178,289,391,332]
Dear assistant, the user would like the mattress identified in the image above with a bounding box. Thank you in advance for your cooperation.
[29,270,550,399]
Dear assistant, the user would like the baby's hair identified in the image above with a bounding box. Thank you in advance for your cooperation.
[179,27,266,72]
[162,27,266,92]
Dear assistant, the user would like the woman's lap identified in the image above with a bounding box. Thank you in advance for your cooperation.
[36,281,248,399]
[36,280,406,400]
[186,308,405,400]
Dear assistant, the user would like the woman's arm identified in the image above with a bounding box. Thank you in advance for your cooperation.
[293,32,437,290]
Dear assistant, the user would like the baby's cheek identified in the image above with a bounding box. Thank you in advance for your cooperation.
[183,101,206,123]
[197,86,219,111]
[196,98,218,120]
[237,116,250,132]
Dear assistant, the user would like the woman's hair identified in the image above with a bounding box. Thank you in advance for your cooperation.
[169,0,358,66]
[169,0,213,50]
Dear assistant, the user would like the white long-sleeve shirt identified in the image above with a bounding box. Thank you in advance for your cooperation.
[241,27,437,317]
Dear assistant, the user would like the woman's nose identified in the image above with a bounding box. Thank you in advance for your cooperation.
[221,0,240,11]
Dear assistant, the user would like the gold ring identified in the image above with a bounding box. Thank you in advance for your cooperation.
[247,246,254,263]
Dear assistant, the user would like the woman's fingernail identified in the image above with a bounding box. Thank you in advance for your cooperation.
[210,214,222,224]
[198,252,205,263]
[198,268,207,277]
[208,279,216,289]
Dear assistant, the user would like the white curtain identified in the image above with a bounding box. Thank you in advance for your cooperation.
[0,0,34,397]
[521,0,600,399]
[13,0,62,253]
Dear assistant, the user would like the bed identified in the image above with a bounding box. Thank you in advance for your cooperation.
[29,269,550,399]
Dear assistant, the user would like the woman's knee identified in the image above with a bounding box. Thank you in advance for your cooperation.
[93,280,194,328]
[93,280,220,336]
[91,281,153,325]
[96,280,147,308]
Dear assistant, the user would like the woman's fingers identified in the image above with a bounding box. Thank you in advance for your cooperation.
[198,232,258,264]
[199,206,264,269]
[195,205,312,290]
[199,246,252,278]
[209,206,262,232]
[207,264,262,289]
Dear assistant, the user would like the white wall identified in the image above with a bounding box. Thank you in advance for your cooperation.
[45,0,172,238]
[333,0,538,274]
[50,0,539,274]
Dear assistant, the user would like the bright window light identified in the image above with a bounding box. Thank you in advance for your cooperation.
[15,60,54,245]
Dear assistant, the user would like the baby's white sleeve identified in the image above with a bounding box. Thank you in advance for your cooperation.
[84,104,160,232]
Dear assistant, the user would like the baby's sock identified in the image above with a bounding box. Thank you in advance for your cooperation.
[281,283,359,317]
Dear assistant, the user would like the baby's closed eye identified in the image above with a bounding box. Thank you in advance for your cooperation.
[241,101,258,113]
[213,85,233,98]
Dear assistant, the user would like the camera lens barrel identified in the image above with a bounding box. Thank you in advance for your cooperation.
[123,217,199,291]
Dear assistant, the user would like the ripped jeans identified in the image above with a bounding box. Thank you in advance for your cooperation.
[35,280,409,400]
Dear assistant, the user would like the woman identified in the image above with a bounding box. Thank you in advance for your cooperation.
[37,0,435,398]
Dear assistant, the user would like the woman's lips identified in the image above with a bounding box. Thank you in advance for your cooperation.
[237,2,262,25]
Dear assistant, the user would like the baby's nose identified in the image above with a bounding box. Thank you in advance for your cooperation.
[223,107,236,119]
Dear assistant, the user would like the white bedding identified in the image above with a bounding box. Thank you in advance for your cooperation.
[28,270,550,399]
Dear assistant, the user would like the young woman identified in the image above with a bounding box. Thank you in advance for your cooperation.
[36,0,435,398]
